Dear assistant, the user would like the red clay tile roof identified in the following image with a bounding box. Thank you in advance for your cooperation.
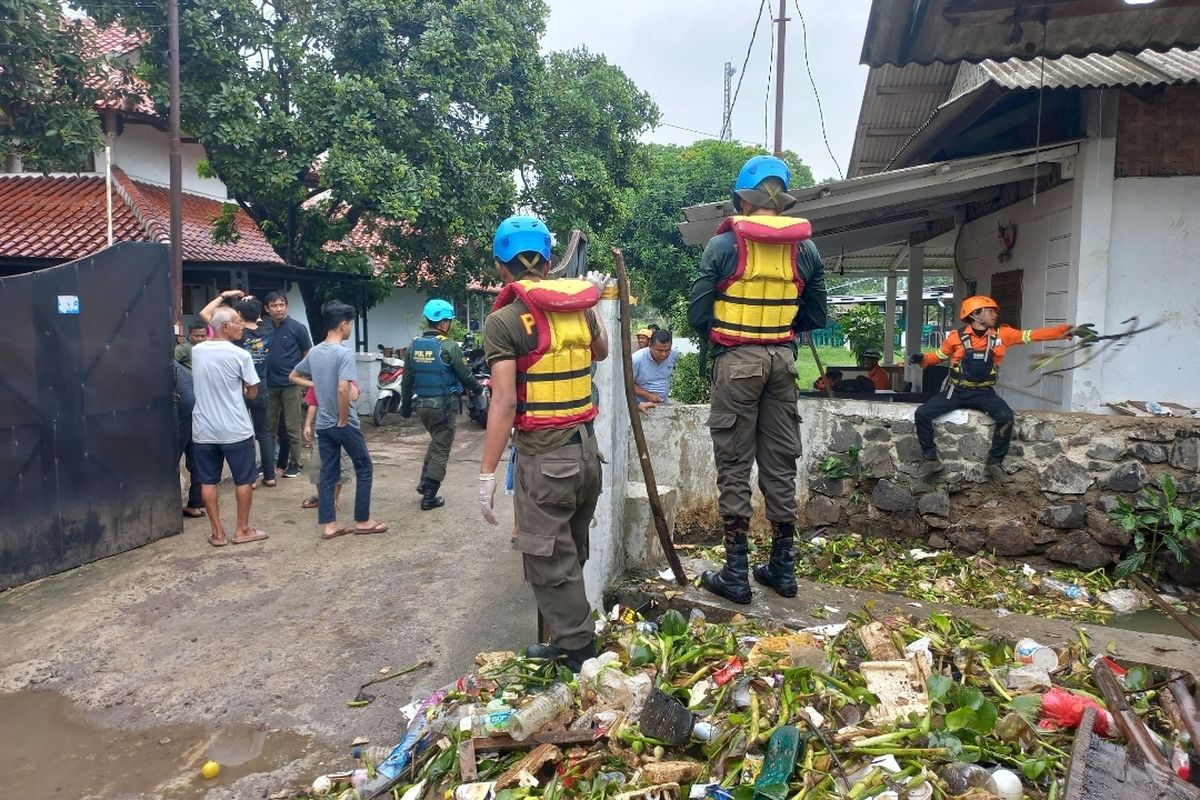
[0,168,283,264]
[78,19,155,115]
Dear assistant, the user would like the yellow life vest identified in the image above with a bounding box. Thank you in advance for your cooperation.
[709,215,813,347]
[492,278,599,431]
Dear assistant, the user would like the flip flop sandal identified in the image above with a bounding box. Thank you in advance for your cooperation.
[354,523,389,535]
[231,529,269,544]
[263,479,277,487]
[207,535,228,547]
[183,507,206,518]
[320,527,354,540]
[301,497,319,509]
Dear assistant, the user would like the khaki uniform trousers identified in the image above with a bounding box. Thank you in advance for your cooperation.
[707,345,801,523]
[416,397,457,483]
[512,428,603,650]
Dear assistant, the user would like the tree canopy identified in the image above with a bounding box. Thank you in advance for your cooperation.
[1,3,122,171]
[82,0,658,329]
[618,139,815,335]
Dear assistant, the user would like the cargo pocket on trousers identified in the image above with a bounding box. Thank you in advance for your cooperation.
[515,533,559,586]
[707,411,737,430]
[535,461,581,507]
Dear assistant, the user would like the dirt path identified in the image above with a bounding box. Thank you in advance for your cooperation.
[0,418,530,798]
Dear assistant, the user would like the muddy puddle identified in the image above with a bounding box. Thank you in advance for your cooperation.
[0,690,312,798]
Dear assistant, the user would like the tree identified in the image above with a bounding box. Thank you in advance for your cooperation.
[1,5,123,171]
[618,140,814,336]
[517,47,659,266]
[83,0,658,333]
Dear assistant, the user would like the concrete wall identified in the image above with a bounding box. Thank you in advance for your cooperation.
[955,182,1075,411]
[107,123,228,199]
[283,284,428,358]
[627,397,1200,582]
[583,296,631,610]
[1103,176,1200,408]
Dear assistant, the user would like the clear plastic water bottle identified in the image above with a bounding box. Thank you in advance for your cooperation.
[507,683,574,741]
[1041,577,1090,602]
[353,744,394,765]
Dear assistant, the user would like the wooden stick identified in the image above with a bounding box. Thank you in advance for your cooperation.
[807,337,834,398]
[1167,676,1200,746]
[612,247,687,586]
[1092,659,1169,769]
[1130,574,1200,641]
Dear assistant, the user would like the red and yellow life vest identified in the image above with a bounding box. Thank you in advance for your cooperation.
[709,215,813,347]
[493,278,600,431]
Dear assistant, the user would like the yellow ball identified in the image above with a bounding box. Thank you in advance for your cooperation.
[201,760,221,780]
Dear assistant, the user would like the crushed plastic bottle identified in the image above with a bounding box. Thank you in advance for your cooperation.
[507,683,574,741]
[1040,577,1090,602]
[940,763,998,796]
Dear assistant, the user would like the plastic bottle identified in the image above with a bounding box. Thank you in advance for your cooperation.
[507,683,574,741]
[353,744,394,765]
[1040,577,1090,602]
[939,763,998,796]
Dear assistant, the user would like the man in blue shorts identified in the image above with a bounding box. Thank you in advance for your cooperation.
[191,306,270,547]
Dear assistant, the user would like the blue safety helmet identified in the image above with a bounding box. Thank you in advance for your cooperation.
[423,298,455,323]
[492,215,552,264]
[733,155,791,192]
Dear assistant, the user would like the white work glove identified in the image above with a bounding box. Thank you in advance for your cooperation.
[479,472,498,526]
[584,269,613,295]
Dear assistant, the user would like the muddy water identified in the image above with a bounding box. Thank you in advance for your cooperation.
[1107,608,1200,639]
[0,691,312,798]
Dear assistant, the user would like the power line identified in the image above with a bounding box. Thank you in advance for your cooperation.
[794,0,843,179]
[727,0,767,134]
[763,0,775,149]
[660,121,758,146]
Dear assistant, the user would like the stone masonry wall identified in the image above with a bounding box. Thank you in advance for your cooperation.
[630,400,1200,585]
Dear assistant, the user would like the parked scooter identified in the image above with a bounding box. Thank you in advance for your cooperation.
[462,334,491,428]
[465,348,492,427]
[372,345,405,427]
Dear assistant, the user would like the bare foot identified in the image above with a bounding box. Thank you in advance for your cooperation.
[353,520,388,534]
[231,528,269,544]
[321,524,353,540]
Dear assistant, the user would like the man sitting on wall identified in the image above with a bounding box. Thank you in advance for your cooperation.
[861,349,892,390]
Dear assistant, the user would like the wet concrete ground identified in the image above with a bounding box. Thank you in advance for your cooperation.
[0,418,530,798]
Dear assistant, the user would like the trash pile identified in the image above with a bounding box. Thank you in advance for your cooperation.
[302,606,1199,800]
[695,533,1131,624]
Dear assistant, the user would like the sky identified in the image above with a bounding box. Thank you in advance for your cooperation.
[542,0,872,183]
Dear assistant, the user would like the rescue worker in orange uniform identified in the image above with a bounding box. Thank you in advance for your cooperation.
[910,295,1091,482]
[688,155,827,605]
[477,215,609,672]
[861,349,891,390]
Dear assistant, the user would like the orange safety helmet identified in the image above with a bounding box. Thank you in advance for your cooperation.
[959,295,999,321]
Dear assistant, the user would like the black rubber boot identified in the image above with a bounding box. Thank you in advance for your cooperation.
[416,463,429,495]
[701,517,752,604]
[420,479,445,510]
[753,521,798,597]
[524,638,597,672]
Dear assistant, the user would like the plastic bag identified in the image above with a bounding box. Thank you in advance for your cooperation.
[1038,688,1114,736]
[1098,589,1150,615]
[579,652,652,718]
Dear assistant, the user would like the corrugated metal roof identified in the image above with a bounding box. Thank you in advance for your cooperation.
[861,0,1200,68]
[976,46,1200,89]
[848,62,959,178]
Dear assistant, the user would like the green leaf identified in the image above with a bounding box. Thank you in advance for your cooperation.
[960,686,986,711]
[945,706,975,731]
[927,674,954,702]
[659,609,688,638]
[629,644,654,667]
[970,699,998,734]
[1021,758,1048,781]
[1007,694,1044,723]
[928,613,952,635]
[1124,666,1149,691]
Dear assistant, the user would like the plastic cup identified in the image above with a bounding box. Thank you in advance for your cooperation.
[1014,638,1058,671]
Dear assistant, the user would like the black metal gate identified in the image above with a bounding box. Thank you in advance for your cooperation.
[0,243,179,590]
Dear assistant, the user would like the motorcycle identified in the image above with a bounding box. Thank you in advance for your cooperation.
[371,345,405,427]
[462,335,491,428]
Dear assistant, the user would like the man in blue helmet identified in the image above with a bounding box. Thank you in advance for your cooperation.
[400,298,481,510]
[477,214,610,672]
[687,154,827,605]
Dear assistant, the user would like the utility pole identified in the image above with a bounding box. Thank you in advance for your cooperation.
[720,61,736,141]
[168,0,183,334]
[773,11,790,156]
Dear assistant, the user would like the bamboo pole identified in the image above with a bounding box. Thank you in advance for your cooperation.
[612,247,687,586]
[1167,675,1200,747]
[807,336,834,398]
[1092,660,1169,769]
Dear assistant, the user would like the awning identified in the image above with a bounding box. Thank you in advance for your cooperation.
[677,141,1081,258]
[861,0,1200,68]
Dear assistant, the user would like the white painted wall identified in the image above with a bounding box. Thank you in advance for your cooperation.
[583,296,631,611]
[282,284,429,356]
[1102,176,1200,407]
[107,123,228,199]
[955,181,1075,411]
